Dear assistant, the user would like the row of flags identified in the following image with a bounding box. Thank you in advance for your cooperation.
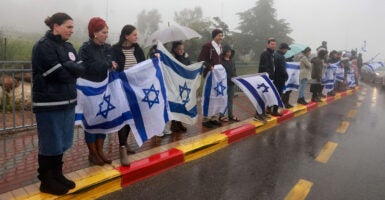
[74,42,284,146]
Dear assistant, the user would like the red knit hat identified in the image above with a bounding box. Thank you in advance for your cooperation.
[88,17,107,38]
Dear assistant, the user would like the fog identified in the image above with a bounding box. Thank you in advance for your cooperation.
[1,0,384,61]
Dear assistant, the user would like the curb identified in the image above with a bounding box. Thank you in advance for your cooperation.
[2,88,359,200]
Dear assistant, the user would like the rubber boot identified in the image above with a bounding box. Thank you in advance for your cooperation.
[86,142,104,166]
[177,121,187,132]
[38,155,69,195]
[55,155,76,189]
[170,120,180,132]
[119,146,130,166]
[96,138,112,164]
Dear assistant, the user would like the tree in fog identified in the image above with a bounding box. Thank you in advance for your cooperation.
[212,17,230,37]
[174,7,212,61]
[237,0,293,60]
[0,30,4,60]
[136,9,162,44]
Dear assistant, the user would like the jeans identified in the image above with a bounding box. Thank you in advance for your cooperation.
[84,132,106,143]
[36,107,75,156]
[220,84,235,118]
[298,79,308,99]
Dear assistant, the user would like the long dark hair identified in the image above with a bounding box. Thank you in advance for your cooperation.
[44,12,72,30]
[116,25,136,46]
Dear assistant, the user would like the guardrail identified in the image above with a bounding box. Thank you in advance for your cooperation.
[0,61,35,133]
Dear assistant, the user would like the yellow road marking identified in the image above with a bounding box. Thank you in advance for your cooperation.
[285,179,313,200]
[315,141,338,163]
[336,121,350,133]
[347,109,357,118]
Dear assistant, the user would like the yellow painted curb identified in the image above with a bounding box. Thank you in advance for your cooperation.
[176,133,228,162]
[317,100,328,107]
[346,90,353,95]
[58,178,122,200]
[256,117,277,133]
[334,93,341,99]
[291,105,307,117]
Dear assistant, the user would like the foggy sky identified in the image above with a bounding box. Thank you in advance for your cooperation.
[1,0,384,61]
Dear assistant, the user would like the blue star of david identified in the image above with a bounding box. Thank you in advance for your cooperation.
[142,84,160,109]
[96,94,116,118]
[214,81,226,96]
[179,82,191,105]
[257,83,270,93]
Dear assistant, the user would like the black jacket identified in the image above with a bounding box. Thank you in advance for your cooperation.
[110,43,145,72]
[258,48,275,79]
[79,39,112,82]
[273,50,289,84]
[173,53,191,65]
[221,45,236,85]
[32,31,85,112]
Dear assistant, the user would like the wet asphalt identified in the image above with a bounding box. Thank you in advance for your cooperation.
[99,84,385,200]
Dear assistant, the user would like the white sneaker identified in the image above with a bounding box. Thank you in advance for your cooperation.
[163,129,172,135]
[156,132,165,137]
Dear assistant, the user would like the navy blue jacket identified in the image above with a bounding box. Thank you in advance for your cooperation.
[78,39,112,82]
[32,31,84,112]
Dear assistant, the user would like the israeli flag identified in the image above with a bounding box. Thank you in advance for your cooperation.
[366,61,384,73]
[322,63,338,92]
[202,65,228,117]
[75,59,171,146]
[335,64,345,82]
[232,73,283,115]
[75,72,132,134]
[283,62,300,92]
[156,42,203,124]
[122,59,171,146]
[361,40,367,52]
[347,70,356,87]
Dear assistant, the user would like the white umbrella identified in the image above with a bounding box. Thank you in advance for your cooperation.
[144,25,201,48]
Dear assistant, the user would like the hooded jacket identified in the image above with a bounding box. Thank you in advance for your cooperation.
[221,45,236,85]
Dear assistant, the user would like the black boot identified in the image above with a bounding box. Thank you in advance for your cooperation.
[282,93,293,108]
[55,155,76,189]
[38,155,69,195]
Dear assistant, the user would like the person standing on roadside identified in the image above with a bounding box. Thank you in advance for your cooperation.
[32,12,85,195]
[111,25,145,166]
[272,42,290,115]
[79,17,115,166]
[198,29,224,128]
[296,47,312,105]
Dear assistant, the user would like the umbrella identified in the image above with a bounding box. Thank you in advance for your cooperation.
[284,43,308,58]
[144,25,201,48]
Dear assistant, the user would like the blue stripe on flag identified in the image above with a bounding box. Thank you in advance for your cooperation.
[286,64,300,70]
[119,72,148,143]
[261,75,284,107]
[169,102,197,117]
[159,51,202,79]
[74,111,133,130]
[152,58,170,123]
[237,78,265,110]
[203,72,213,117]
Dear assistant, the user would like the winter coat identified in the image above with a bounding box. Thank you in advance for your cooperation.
[258,48,275,80]
[32,31,84,113]
[78,39,112,82]
[221,45,236,85]
[173,53,191,66]
[297,53,312,80]
[110,43,145,72]
[273,50,289,85]
[311,57,325,82]
[198,41,222,78]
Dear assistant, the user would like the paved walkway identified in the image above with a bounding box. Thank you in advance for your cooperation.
[0,86,332,198]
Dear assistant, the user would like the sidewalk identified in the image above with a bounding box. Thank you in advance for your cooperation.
[0,87,359,199]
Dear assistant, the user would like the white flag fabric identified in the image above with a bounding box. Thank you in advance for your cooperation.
[75,58,171,146]
[283,62,300,93]
[122,59,171,146]
[366,61,384,73]
[322,63,338,92]
[335,64,345,82]
[232,73,284,115]
[156,42,203,124]
[202,65,228,117]
[75,72,132,134]
[347,70,356,87]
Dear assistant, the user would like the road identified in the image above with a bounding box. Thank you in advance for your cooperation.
[99,84,385,200]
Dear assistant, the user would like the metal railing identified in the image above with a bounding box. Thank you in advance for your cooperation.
[1,61,35,133]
